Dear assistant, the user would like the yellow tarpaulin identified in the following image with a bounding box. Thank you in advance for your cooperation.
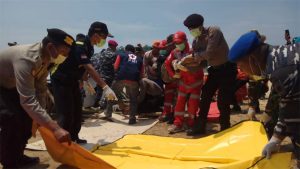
[39,121,291,169]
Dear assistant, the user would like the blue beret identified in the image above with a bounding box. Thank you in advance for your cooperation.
[229,32,261,62]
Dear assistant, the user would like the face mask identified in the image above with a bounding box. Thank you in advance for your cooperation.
[159,50,167,56]
[51,54,66,65]
[190,27,202,38]
[96,39,106,48]
[175,43,185,51]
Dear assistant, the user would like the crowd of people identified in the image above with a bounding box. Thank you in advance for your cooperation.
[0,13,299,169]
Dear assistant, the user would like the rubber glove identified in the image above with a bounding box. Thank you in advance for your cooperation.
[103,85,118,101]
[262,136,282,159]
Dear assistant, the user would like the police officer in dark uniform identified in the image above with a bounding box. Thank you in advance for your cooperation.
[51,22,117,144]
[229,31,300,167]
[0,29,72,168]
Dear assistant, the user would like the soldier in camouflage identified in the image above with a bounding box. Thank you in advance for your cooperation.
[229,31,300,167]
[91,40,118,108]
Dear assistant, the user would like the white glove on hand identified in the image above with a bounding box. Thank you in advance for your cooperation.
[176,61,188,72]
[102,85,118,101]
[262,136,282,159]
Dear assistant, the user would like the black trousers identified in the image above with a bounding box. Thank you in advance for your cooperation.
[0,88,32,167]
[51,79,82,140]
[231,79,248,106]
[196,62,237,131]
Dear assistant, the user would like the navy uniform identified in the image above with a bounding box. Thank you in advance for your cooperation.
[91,42,118,108]
[264,43,300,161]
[229,31,300,165]
[51,36,93,143]
[51,21,116,143]
[0,29,73,168]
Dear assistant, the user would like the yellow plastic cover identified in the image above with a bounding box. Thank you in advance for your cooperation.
[39,121,291,169]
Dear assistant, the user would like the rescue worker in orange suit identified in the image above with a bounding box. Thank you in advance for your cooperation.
[158,36,177,124]
[165,31,204,134]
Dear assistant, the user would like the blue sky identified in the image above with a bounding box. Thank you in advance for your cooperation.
[0,0,299,51]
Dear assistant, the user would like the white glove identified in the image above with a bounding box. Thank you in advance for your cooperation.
[102,85,118,101]
[262,136,282,159]
[247,107,257,121]
[176,61,188,72]
[260,112,272,124]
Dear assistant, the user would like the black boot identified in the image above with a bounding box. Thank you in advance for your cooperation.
[20,155,39,165]
[128,118,137,125]
[186,117,206,136]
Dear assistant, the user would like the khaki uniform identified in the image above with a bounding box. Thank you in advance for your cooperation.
[0,43,52,127]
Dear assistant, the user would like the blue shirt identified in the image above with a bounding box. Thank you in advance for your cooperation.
[115,52,143,81]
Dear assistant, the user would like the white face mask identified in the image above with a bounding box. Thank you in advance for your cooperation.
[96,39,106,48]
[51,54,66,65]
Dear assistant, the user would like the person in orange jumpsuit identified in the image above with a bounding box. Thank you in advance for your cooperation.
[165,31,204,134]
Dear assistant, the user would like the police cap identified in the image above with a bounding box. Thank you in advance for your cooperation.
[183,14,204,29]
[47,28,74,47]
[89,21,114,38]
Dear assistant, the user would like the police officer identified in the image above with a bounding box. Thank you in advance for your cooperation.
[51,22,117,144]
[183,14,237,135]
[0,28,72,168]
[229,31,300,168]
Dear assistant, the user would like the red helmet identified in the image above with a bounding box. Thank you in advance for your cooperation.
[173,31,187,44]
[158,40,167,49]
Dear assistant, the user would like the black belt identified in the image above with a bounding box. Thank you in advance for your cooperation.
[211,61,235,70]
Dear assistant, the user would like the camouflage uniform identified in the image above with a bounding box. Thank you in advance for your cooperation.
[265,43,300,160]
[247,77,268,113]
[264,87,280,138]
[91,48,117,107]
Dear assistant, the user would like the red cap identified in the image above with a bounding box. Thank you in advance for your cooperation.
[158,40,167,49]
[173,31,187,44]
[108,40,118,46]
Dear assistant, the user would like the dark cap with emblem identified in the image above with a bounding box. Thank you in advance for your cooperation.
[183,14,204,29]
[89,21,114,38]
[47,28,74,47]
